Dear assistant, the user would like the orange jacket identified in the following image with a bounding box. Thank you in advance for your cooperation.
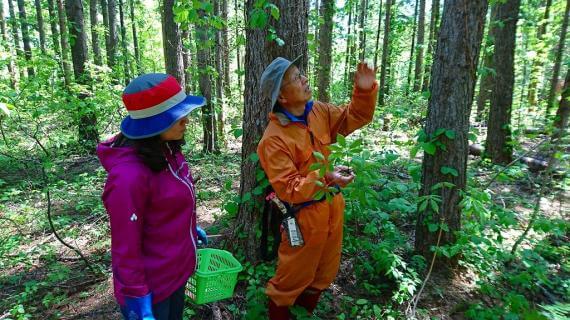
[257,82,379,204]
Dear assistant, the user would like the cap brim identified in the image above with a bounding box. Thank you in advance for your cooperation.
[120,95,206,139]
[271,55,304,107]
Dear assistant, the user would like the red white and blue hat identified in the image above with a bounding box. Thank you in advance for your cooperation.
[120,73,206,139]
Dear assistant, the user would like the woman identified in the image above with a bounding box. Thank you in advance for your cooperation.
[97,73,208,320]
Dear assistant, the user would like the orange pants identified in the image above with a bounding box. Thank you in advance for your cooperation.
[266,194,345,306]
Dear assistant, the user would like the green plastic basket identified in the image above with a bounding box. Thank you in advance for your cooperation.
[186,248,243,304]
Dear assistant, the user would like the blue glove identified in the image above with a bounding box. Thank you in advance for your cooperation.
[196,226,208,245]
[124,293,155,320]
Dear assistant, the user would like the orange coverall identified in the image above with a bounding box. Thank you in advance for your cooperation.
[257,82,378,306]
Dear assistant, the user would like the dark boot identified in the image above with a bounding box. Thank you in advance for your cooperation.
[293,288,322,314]
[268,299,291,320]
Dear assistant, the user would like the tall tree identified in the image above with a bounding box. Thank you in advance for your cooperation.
[181,28,193,92]
[552,68,569,140]
[65,0,99,149]
[0,0,16,87]
[485,0,521,165]
[234,0,309,260]
[161,0,185,88]
[56,0,73,85]
[100,0,110,64]
[234,0,242,92]
[17,0,35,76]
[34,0,47,54]
[89,0,103,65]
[118,0,129,82]
[7,0,24,80]
[107,0,118,68]
[413,0,426,91]
[316,0,335,102]
[129,0,140,74]
[373,0,383,68]
[378,0,392,107]
[407,0,419,92]
[221,0,231,105]
[358,0,368,60]
[46,0,62,80]
[546,0,569,114]
[415,0,488,262]
[344,0,354,87]
[214,0,226,148]
[475,5,498,122]
[421,0,440,92]
[527,0,553,107]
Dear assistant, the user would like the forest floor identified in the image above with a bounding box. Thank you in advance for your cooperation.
[0,132,567,320]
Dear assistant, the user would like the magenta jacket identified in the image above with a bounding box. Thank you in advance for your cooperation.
[97,137,198,306]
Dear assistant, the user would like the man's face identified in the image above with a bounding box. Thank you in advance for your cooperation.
[278,66,312,106]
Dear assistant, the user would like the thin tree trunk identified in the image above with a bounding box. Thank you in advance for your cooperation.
[421,0,440,92]
[107,0,118,68]
[7,0,23,80]
[0,0,16,87]
[316,0,335,102]
[182,28,191,92]
[234,0,242,93]
[407,0,418,93]
[344,0,354,87]
[546,0,569,115]
[118,0,129,83]
[527,0,553,108]
[57,0,73,85]
[415,0,488,264]
[358,0,367,61]
[89,0,102,65]
[412,0,425,91]
[100,0,110,65]
[34,0,47,54]
[46,0,60,56]
[222,0,231,107]
[17,0,34,76]
[348,0,359,85]
[378,0,392,107]
[129,0,140,74]
[373,0,383,68]
[485,0,521,165]
[214,0,226,148]
[162,0,185,88]
[552,69,570,140]
[475,5,498,122]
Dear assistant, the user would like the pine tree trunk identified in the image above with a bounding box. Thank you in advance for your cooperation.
[17,0,34,76]
[475,5,498,122]
[527,0,553,108]
[234,0,309,261]
[0,0,16,88]
[107,0,118,68]
[56,0,73,84]
[129,0,140,74]
[89,0,102,65]
[7,0,24,80]
[65,0,99,150]
[161,0,185,88]
[415,0,488,264]
[546,0,569,114]
[378,0,392,107]
[34,0,47,54]
[373,0,383,68]
[485,0,521,165]
[316,0,335,102]
[118,0,129,83]
[413,0,425,91]
[100,0,110,65]
[406,0,418,93]
[358,0,367,61]
[421,0,439,92]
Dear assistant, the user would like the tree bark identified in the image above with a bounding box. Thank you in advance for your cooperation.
[344,0,354,87]
[65,0,99,150]
[373,0,383,69]
[485,0,521,165]
[234,0,309,261]
[118,0,130,83]
[161,0,185,88]
[34,0,47,54]
[107,0,118,68]
[234,0,242,92]
[182,28,192,92]
[406,0,418,93]
[475,5,498,122]
[7,0,24,80]
[378,0,392,107]
[17,0,34,76]
[415,0,488,264]
[358,0,367,61]
[89,0,103,65]
[221,0,231,107]
[0,0,16,87]
[413,0,425,91]
[316,0,335,102]
[552,69,570,140]
[421,0,439,92]
[546,0,569,114]
[129,0,140,74]
[214,0,226,148]
[527,0,553,107]
[100,0,110,65]
[56,0,73,85]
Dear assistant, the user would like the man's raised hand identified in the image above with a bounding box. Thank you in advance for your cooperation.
[354,62,377,91]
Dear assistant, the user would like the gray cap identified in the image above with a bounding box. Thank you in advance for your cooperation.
[260,56,302,107]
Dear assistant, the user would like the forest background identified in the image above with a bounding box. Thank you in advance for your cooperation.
[0,0,568,318]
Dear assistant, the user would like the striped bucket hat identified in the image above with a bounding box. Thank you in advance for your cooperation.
[120,73,206,139]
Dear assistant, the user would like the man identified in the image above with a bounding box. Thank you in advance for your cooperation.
[257,56,378,319]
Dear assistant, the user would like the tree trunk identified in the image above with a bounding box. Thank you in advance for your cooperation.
[56,0,73,85]
[552,69,570,140]
[100,0,110,65]
[527,0,553,108]
[413,0,425,91]
[89,0,103,65]
[358,0,367,61]
[65,0,99,150]
[34,0,47,54]
[46,0,60,56]
[107,0,118,68]
[475,5,498,122]
[316,0,335,102]
[348,0,359,86]
[378,0,392,107]
[0,0,16,88]
[415,0,488,264]
[7,0,24,80]
[373,0,383,68]
[161,0,185,88]
[344,0,354,87]
[129,0,140,74]
[17,0,34,76]
[485,0,520,165]
[406,0,418,93]
[421,0,439,92]
[118,0,129,83]
[234,0,242,93]
[234,0,309,261]
[546,0,569,115]
[214,0,226,148]
[221,0,231,107]
[182,28,192,92]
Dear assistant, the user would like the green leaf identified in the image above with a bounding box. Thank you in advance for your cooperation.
[309,163,323,171]
[422,142,437,155]
[430,199,439,213]
[337,134,346,147]
[445,130,456,139]
[356,299,368,305]
[232,128,243,138]
[255,169,266,182]
[248,153,260,163]
[252,186,264,196]
[249,8,268,28]
[428,223,439,232]
[434,128,446,137]
[242,192,252,203]
[224,202,238,215]
[313,151,325,161]
[265,3,280,20]
[440,166,459,177]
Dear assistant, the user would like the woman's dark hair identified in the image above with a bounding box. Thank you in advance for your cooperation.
[113,133,185,172]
